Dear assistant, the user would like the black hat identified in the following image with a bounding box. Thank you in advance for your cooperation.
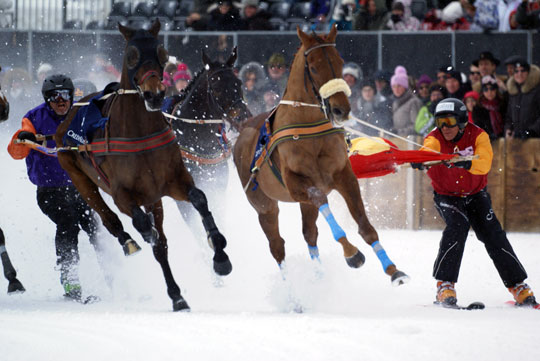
[473,51,500,67]
[374,69,392,82]
[446,70,462,83]
[508,57,530,72]
[504,55,522,66]
[361,77,376,90]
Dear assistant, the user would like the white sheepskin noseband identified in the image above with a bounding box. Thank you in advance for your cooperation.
[319,78,351,99]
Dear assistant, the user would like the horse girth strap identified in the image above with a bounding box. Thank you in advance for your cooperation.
[252,120,344,173]
[77,128,176,155]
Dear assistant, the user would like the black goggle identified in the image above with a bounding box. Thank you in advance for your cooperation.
[435,116,459,129]
[47,90,71,103]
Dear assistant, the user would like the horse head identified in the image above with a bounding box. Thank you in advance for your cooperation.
[119,20,168,112]
[0,68,9,122]
[202,47,252,130]
[296,25,351,125]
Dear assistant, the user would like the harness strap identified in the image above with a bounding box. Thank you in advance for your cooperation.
[77,128,176,155]
[72,89,139,107]
[162,111,224,124]
[279,100,321,108]
[138,70,160,85]
[252,120,343,173]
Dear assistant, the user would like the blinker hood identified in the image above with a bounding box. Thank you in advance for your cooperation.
[126,30,164,89]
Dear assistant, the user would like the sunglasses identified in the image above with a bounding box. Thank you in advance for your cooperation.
[482,85,497,92]
[470,71,481,76]
[270,65,284,70]
[514,69,528,74]
[435,116,459,129]
[47,89,71,103]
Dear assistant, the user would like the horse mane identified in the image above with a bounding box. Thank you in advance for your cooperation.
[176,68,206,104]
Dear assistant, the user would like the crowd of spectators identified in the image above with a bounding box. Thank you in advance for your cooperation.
[178,0,540,32]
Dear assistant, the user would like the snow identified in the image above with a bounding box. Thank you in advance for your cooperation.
[0,129,538,361]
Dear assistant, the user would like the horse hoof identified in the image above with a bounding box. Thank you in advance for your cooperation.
[173,296,191,312]
[391,270,410,287]
[345,250,365,268]
[214,259,232,276]
[123,239,142,256]
[7,279,25,294]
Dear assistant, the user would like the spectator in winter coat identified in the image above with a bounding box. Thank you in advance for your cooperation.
[515,0,540,29]
[208,0,243,31]
[382,0,420,31]
[471,51,507,92]
[505,58,540,138]
[390,65,423,136]
[239,0,272,30]
[471,0,499,32]
[7,74,99,302]
[186,0,214,30]
[475,75,507,138]
[238,61,266,115]
[463,90,482,123]
[342,62,363,115]
[329,0,358,30]
[416,74,433,104]
[415,84,445,136]
[311,0,333,24]
[354,0,388,30]
[374,69,393,116]
[264,53,289,97]
[445,70,467,100]
[350,77,393,136]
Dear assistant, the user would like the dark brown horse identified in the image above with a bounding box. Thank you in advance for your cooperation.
[1,86,25,293]
[54,20,232,311]
[234,26,409,286]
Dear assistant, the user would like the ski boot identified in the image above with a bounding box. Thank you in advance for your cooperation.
[508,282,537,306]
[436,281,457,306]
[63,282,82,301]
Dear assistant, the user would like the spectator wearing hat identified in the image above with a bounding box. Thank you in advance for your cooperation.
[342,62,363,114]
[415,84,445,137]
[382,0,421,31]
[474,75,507,138]
[416,74,433,104]
[208,0,243,31]
[472,51,507,92]
[36,63,53,86]
[265,53,288,97]
[436,65,452,88]
[173,63,192,93]
[503,55,522,78]
[354,0,387,30]
[463,90,481,123]
[350,77,393,136]
[505,58,540,138]
[445,70,467,100]
[239,0,272,30]
[468,63,482,88]
[390,65,422,136]
[163,61,179,97]
[310,0,333,24]
[515,0,540,29]
[329,0,358,30]
[238,61,266,115]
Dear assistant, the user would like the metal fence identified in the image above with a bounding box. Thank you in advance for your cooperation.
[0,29,538,85]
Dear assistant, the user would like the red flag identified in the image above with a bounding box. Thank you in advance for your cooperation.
[348,137,455,178]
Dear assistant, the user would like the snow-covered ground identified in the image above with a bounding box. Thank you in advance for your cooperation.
[0,128,538,361]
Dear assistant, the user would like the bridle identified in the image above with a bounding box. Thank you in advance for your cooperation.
[206,67,247,123]
[280,38,351,125]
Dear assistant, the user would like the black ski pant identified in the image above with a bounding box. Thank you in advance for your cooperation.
[36,185,97,274]
[432,188,528,288]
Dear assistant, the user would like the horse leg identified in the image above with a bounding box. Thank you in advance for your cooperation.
[187,187,232,276]
[0,228,25,293]
[137,202,189,311]
[59,157,141,256]
[334,167,410,286]
[283,169,365,268]
[299,203,320,261]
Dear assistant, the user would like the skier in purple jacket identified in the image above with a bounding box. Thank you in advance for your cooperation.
[8,74,99,302]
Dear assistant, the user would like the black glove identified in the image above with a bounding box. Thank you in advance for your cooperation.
[411,162,425,170]
[17,131,37,143]
[452,160,472,170]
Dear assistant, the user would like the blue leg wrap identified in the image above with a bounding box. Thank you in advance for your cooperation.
[371,241,394,271]
[307,245,320,260]
[319,204,346,241]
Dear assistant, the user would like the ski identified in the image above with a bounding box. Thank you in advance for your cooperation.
[504,300,540,310]
[433,301,485,310]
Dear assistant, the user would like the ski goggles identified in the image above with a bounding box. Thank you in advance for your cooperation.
[435,116,459,129]
[47,89,71,103]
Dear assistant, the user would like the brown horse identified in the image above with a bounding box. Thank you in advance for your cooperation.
[54,20,232,311]
[0,66,9,121]
[233,26,409,286]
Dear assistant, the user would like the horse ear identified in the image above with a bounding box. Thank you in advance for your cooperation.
[202,51,211,68]
[296,26,311,46]
[327,23,338,42]
[226,46,238,68]
[118,23,134,40]
[149,19,161,38]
